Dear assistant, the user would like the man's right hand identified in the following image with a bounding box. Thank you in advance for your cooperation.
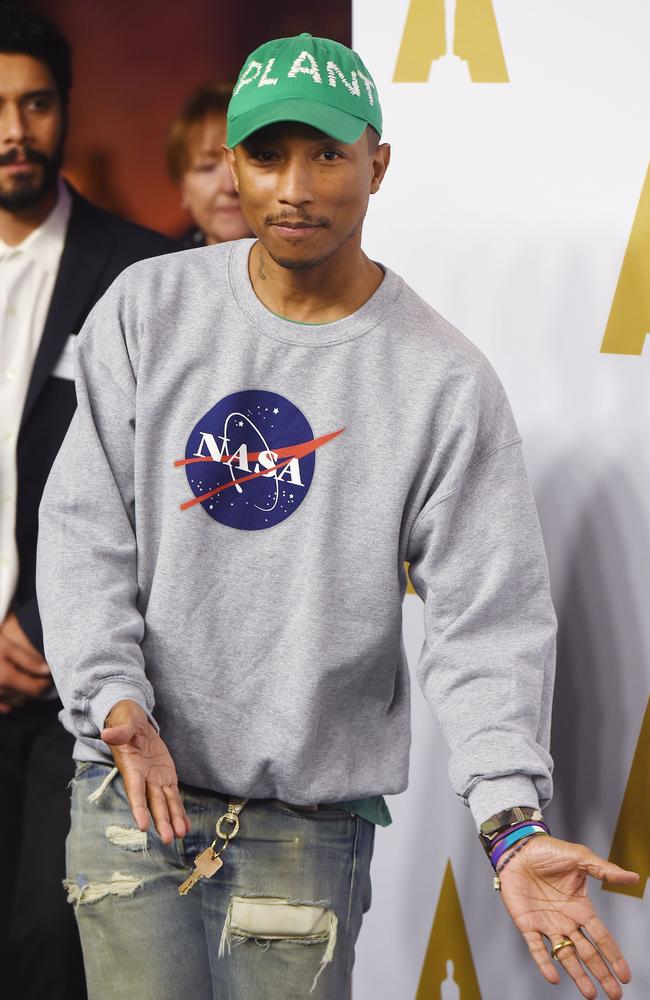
[0,626,51,714]
[101,699,191,845]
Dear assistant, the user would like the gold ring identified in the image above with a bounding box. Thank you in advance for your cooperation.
[552,938,576,960]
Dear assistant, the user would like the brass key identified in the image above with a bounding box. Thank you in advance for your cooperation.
[178,799,248,899]
[178,847,223,896]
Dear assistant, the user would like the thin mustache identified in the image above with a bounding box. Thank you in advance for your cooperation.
[265,213,329,227]
[0,147,49,167]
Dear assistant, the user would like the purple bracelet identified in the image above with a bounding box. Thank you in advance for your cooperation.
[489,819,549,854]
[490,823,549,870]
[496,835,546,877]
[490,819,546,854]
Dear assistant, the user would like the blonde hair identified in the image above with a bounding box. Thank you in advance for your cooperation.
[166,83,233,184]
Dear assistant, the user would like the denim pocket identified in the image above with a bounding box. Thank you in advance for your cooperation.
[73,760,114,781]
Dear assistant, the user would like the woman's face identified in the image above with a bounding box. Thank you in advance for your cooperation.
[179,114,251,245]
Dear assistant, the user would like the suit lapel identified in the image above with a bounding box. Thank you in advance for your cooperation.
[20,186,114,427]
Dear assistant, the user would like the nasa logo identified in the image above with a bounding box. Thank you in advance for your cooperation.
[176,389,344,530]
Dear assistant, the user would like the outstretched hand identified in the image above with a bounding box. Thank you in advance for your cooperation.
[499,835,639,1000]
[101,699,191,845]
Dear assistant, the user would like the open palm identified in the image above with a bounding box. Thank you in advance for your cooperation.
[499,835,638,1000]
[102,699,191,844]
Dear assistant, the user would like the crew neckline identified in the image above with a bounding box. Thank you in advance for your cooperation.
[270,311,324,326]
[228,237,403,347]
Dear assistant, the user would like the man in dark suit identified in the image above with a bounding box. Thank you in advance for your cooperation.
[0,7,178,998]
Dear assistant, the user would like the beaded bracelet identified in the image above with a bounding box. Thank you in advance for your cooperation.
[492,831,550,891]
[496,832,548,874]
[490,822,550,870]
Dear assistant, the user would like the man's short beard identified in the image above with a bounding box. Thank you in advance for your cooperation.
[0,139,64,213]
[267,251,331,271]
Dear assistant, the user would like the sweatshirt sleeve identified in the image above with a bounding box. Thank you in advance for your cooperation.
[36,273,158,737]
[405,368,557,829]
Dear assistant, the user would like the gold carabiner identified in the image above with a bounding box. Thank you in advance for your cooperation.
[214,798,248,843]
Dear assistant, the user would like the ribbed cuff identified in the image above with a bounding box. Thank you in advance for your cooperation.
[465,775,542,830]
[87,682,159,735]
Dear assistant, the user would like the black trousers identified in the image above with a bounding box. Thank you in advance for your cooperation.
[0,697,87,1000]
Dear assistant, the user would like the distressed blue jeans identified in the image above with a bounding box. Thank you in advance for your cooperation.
[65,762,375,1000]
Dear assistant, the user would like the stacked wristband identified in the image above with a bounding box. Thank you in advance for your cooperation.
[479,806,551,876]
[489,820,550,871]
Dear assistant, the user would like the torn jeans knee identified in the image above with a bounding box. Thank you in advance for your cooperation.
[63,872,144,908]
[105,824,148,852]
[218,895,338,994]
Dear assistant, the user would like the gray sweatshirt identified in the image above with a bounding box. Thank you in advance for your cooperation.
[36,238,556,828]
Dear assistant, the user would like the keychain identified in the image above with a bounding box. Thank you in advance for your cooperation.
[179,798,248,896]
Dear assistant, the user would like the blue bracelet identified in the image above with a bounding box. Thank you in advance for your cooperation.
[490,823,549,869]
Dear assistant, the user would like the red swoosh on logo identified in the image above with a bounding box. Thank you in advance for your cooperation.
[177,427,344,511]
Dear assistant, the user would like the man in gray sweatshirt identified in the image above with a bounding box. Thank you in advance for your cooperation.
[36,32,637,1000]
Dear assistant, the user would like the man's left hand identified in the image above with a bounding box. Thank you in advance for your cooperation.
[499,835,639,1000]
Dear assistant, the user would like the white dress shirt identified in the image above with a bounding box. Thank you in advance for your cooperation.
[0,179,72,624]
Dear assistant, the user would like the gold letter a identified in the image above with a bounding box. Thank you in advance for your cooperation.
[601,164,650,355]
[416,859,483,999]
[394,0,508,83]
[603,695,650,898]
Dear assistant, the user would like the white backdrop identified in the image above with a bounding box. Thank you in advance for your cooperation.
[351,2,650,997]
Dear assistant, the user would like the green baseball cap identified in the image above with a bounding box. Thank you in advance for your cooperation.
[226,33,382,148]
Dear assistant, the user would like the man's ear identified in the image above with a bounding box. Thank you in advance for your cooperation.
[224,146,240,193]
[370,142,391,195]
